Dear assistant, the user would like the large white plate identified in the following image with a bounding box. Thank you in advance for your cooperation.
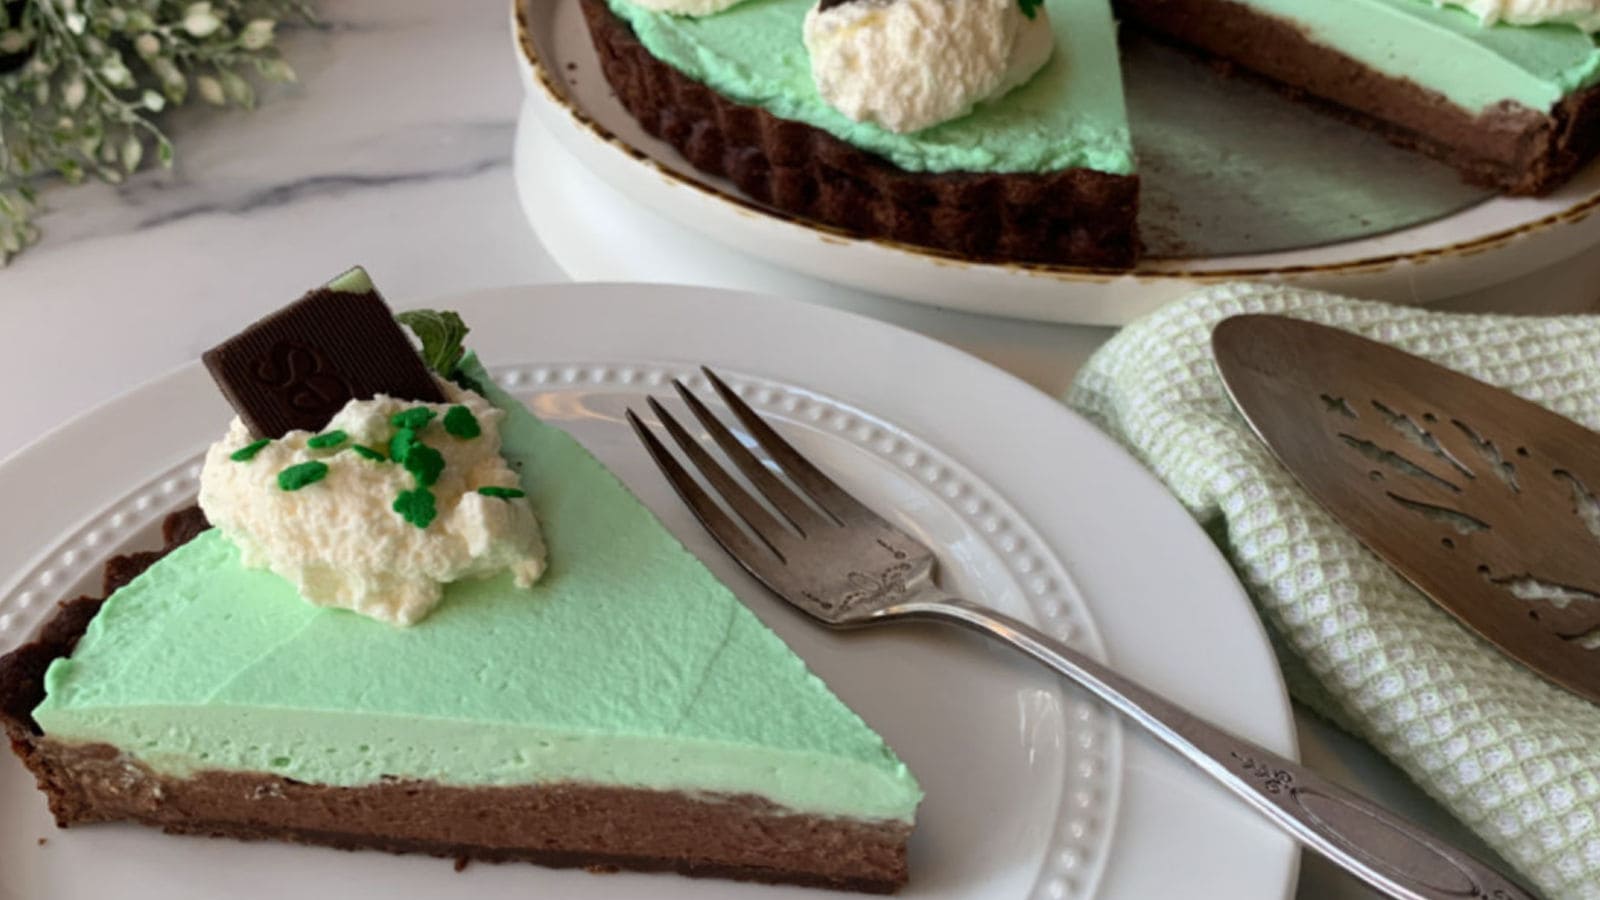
[513,0,1600,325]
[0,284,1295,899]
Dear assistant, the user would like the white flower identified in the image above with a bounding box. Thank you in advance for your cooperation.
[196,74,226,105]
[99,55,132,88]
[62,76,86,110]
[64,12,85,34]
[0,30,29,54]
[121,136,143,173]
[141,90,165,112]
[184,2,222,38]
[240,19,275,50]
[152,57,183,89]
[133,33,160,59]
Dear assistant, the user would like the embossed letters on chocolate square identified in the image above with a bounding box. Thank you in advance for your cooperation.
[202,287,445,438]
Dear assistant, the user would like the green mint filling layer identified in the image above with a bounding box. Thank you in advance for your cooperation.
[34,355,922,822]
[607,0,1135,175]
[1235,0,1600,113]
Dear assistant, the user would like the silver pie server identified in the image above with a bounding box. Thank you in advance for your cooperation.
[628,367,1540,900]
[1215,313,1600,708]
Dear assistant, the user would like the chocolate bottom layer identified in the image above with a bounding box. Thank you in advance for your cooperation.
[0,510,909,894]
[568,0,1142,269]
[1115,0,1600,196]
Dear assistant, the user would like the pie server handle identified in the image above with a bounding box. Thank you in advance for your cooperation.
[893,597,1540,900]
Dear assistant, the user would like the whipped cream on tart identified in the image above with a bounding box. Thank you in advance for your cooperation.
[200,380,547,626]
[804,0,1055,134]
[1438,0,1600,30]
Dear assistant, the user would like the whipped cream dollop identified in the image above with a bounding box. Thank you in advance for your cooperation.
[803,0,1054,135]
[199,380,547,626]
[630,0,747,16]
[1437,0,1600,30]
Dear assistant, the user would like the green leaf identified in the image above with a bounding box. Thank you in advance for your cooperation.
[396,309,470,379]
[219,68,254,108]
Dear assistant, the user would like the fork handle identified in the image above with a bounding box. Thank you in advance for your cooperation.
[888,598,1538,900]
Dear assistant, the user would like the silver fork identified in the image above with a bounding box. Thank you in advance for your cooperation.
[627,368,1539,900]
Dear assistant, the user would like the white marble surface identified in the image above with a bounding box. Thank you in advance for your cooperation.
[4,0,1599,897]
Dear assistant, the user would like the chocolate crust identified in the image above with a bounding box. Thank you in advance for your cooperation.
[0,509,910,893]
[575,0,1141,268]
[1115,0,1600,196]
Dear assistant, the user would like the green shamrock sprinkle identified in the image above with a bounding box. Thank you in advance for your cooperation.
[443,405,480,439]
[277,461,330,492]
[393,488,437,528]
[350,445,386,462]
[230,438,271,462]
[477,486,526,499]
[390,427,419,463]
[390,407,437,431]
[389,425,446,486]
[403,444,446,487]
[307,429,349,450]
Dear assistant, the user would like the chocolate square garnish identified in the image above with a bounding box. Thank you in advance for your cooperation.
[203,285,445,439]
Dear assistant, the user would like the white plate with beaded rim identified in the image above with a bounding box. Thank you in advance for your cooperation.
[0,283,1296,900]
[513,0,1600,325]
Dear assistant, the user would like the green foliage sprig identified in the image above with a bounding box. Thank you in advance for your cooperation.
[0,0,313,264]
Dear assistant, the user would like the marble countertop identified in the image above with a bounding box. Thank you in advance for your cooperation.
[5,1,1600,897]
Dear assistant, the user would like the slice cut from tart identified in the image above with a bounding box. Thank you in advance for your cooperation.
[1119,0,1600,195]
[582,0,1141,268]
[0,273,921,893]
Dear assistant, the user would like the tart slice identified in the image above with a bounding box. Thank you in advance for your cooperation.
[582,0,1141,268]
[1119,0,1600,195]
[0,271,921,892]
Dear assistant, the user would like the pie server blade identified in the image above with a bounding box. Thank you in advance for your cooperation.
[1213,313,1600,706]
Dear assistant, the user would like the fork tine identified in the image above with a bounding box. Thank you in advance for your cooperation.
[672,379,829,534]
[626,409,779,564]
[646,397,792,558]
[700,368,877,524]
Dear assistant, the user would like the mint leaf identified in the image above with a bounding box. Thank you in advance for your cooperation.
[396,309,470,379]
[1018,0,1043,18]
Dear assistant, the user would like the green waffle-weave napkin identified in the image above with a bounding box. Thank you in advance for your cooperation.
[1067,283,1600,899]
